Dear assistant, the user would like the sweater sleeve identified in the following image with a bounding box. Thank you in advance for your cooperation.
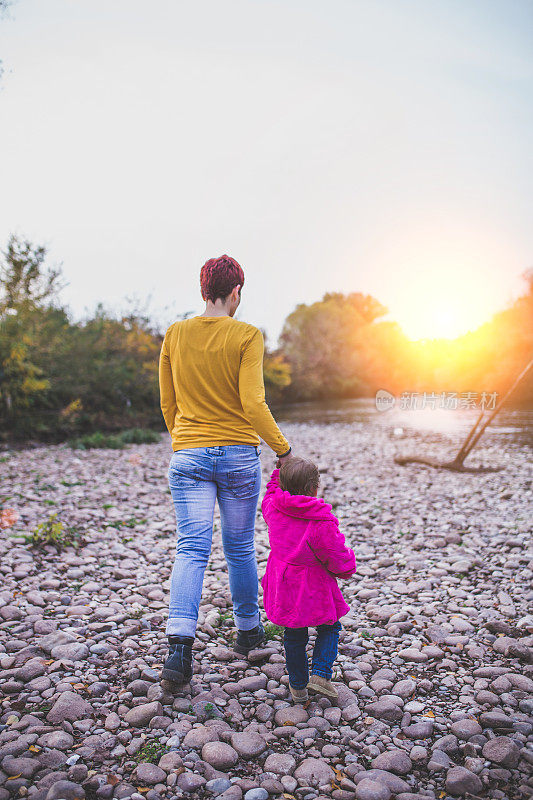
[309,521,357,578]
[159,333,178,435]
[239,329,290,456]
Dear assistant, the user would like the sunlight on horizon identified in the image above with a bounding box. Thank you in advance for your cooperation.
[397,298,485,341]
[389,255,503,341]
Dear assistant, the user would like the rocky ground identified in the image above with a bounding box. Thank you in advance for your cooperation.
[1,418,532,800]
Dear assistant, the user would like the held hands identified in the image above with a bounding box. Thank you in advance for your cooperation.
[276,451,295,469]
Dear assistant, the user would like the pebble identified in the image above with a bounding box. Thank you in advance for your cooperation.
[230,731,267,757]
[481,735,521,767]
[372,749,412,774]
[445,765,483,796]
[355,780,391,800]
[202,741,239,768]
[243,790,268,800]
[133,763,166,784]
[0,421,531,800]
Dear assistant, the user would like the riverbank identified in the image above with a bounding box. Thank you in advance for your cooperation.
[0,417,532,800]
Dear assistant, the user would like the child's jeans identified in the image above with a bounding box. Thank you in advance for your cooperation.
[284,621,342,689]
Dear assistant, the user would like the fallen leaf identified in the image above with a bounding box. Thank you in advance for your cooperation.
[136,788,149,794]
[28,746,40,753]
[107,775,119,786]
[424,710,435,718]
[7,774,22,781]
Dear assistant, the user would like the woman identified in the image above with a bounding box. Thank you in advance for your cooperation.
[159,255,293,683]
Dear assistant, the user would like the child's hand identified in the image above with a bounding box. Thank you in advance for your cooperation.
[276,451,295,469]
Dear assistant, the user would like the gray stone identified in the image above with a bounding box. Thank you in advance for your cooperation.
[335,685,360,709]
[230,731,266,758]
[123,702,163,728]
[450,718,482,739]
[479,711,514,729]
[206,778,232,794]
[264,752,296,775]
[482,736,521,767]
[45,781,85,800]
[2,755,40,778]
[428,749,452,772]
[372,749,412,775]
[274,706,308,725]
[392,679,416,699]
[183,725,220,749]
[37,631,76,654]
[50,643,89,661]
[355,780,391,800]
[365,699,403,722]
[176,771,206,792]
[445,766,483,796]
[293,758,335,786]
[157,751,183,772]
[402,721,434,739]
[113,783,136,798]
[47,691,93,724]
[244,790,268,800]
[15,658,46,682]
[38,731,75,750]
[341,702,361,722]
[134,763,166,785]
[353,771,410,794]
[238,675,267,691]
[201,741,238,769]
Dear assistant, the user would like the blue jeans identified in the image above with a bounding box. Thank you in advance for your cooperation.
[284,621,342,689]
[166,445,262,638]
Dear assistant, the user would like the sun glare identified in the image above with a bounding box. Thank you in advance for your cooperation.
[400,301,469,340]
[390,269,496,341]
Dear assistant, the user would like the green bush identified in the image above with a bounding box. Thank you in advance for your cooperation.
[69,428,161,450]
[69,431,125,450]
[119,427,161,444]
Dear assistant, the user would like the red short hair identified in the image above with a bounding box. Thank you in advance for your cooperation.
[200,255,245,303]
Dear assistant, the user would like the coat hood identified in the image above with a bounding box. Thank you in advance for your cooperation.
[270,486,339,522]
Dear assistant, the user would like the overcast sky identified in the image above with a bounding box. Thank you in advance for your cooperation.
[0,0,531,341]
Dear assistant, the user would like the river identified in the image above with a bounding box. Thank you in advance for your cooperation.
[275,398,533,450]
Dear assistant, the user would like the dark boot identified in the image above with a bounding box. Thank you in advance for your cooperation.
[234,622,265,655]
[161,636,193,684]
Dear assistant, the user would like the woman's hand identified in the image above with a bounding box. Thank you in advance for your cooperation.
[276,451,295,469]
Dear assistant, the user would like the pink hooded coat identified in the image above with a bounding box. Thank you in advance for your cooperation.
[261,468,356,628]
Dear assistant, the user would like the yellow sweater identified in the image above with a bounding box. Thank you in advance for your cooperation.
[159,315,290,455]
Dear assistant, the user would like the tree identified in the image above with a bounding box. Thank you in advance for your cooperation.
[0,235,64,313]
[279,292,387,400]
[0,237,63,428]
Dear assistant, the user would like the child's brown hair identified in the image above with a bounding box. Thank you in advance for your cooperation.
[279,457,320,496]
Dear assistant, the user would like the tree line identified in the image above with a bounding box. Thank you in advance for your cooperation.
[1,235,531,442]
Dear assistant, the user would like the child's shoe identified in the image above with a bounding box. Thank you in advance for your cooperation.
[289,685,308,704]
[307,674,338,699]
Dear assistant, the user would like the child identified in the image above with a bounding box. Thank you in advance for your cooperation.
[261,457,356,703]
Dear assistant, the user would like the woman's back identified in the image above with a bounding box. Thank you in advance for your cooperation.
[160,315,289,454]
